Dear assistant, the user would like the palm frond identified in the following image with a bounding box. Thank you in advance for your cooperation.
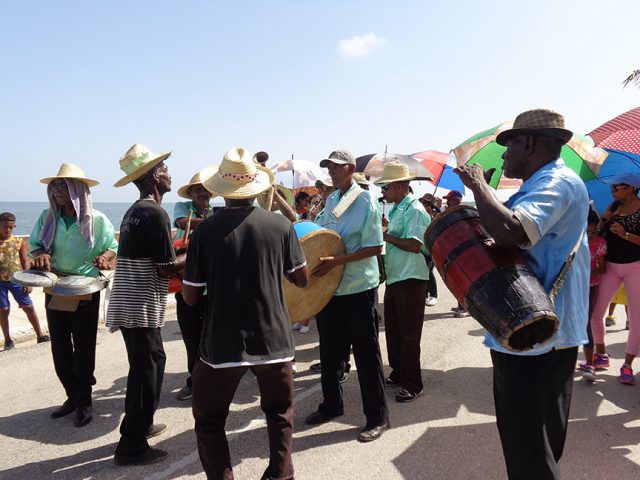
[622,70,640,88]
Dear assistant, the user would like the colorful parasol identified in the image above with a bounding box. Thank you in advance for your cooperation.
[587,107,640,154]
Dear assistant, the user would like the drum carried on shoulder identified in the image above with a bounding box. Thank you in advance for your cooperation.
[283,220,345,323]
[424,205,558,352]
[12,270,110,295]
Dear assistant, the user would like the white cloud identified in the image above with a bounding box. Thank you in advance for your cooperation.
[338,33,386,59]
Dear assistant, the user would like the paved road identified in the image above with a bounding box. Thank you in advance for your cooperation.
[1,283,639,479]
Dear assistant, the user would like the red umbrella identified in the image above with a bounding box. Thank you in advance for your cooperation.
[587,107,640,154]
[412,150,449,182]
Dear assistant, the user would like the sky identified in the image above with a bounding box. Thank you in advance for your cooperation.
[1,0,639,202]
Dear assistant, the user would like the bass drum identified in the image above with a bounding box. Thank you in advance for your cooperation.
[284,221,345,323]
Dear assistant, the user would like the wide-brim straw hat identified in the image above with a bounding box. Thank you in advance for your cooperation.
[257,184,295,210]
[352,172,371,186]
[40,163,99,187]
[496,109,573,146]
[202,147,275,199]
[177,167,218,199]
[373,162,416,186]
[114,144,172,187]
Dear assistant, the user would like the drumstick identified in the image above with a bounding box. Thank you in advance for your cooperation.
[184,210,194,241]
[265,185,275,211]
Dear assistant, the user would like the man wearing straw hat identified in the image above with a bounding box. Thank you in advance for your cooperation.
[107,144,186,466]
[181,147,308,480]
[456,109,589,479]
[172,169,215,402]
[375,162,431,403]
[305,149,389,443]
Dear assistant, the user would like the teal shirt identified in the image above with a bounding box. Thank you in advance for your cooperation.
[173,201,212,240]
[384,194,430,285]
[315,181,382,295]
[29,209,118,277]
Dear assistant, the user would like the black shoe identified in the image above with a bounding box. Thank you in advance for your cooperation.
[74,406,93,427]
[339,370,350,384]
[309,362,322,372]
[37,335,50,343]
[305,410,343,426]
[384,377,399,388]
[176,384,192,401]
[3,340,15,350]
[51,399,76,419]
[357,422,390,442]
[395,388,423,403]
[114,448,168,466]
[146,423,167,439]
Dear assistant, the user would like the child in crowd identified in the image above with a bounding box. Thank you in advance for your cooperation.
[580,210,607,381]
[0,212,49,349]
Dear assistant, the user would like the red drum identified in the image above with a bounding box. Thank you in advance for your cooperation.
[424,205,558,351]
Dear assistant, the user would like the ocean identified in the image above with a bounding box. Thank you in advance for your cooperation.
[0,202,178,236]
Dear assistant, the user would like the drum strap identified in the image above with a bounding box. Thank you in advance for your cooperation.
[330,185,363,220]
[549,228,585,303]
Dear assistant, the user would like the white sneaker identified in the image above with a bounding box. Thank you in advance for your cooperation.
[453,308,469,318]
[299,325,310,334]
[425,296,438,307]
[292,323,303,331]
[292,363,298,374]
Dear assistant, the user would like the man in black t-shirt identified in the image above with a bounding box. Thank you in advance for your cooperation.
[183,148,308,480]
[108,144,186,466]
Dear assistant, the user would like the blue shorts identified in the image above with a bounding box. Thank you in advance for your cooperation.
[0,280,34,310]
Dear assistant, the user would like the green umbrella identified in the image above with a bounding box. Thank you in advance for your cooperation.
[452,121,608,189]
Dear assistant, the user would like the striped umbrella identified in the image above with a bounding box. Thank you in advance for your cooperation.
[587,107,640,154]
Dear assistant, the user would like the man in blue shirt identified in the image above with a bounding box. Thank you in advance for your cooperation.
[456,109,589,480]
[305,150,389,443]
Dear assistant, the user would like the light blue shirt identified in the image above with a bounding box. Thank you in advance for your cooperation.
[484,159,590,355]
[315,181,382,295]
[173,201,212,240]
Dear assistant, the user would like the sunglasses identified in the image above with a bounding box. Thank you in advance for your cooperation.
[381,185,391,192]
[49,181,69,191]
[611,185,629,193]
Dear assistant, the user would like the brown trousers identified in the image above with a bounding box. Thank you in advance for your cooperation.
[192,360,295,480]
[384,279,428,394]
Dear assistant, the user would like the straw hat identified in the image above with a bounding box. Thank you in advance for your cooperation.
[202,147,274,199]
[352,172,371,186]
[114,144,172,187]
[40,163,99,187]
[257,184,295,210]
[496,109,573,146]
[373,162,416,186]
[315,177,334,188]
[177,167,218,199]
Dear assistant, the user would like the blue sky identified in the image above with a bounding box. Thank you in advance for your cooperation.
[1,0,639,202]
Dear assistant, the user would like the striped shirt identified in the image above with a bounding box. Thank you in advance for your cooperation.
[106,199,175,329]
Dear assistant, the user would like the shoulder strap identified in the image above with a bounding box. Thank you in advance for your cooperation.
[330,185,364,220]
[549,229,585,303]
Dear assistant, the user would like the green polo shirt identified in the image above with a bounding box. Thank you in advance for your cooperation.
[29,209,118,277]
[384,194,430,285]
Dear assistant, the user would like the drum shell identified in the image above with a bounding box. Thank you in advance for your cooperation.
[283,221,345,323]
[424,206,558,351]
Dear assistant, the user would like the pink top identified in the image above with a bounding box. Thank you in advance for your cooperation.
[589,235,607,286]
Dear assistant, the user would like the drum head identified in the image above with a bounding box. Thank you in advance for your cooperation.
[51,275,109,296]
[284,228,345,323]
[11,270,59,287]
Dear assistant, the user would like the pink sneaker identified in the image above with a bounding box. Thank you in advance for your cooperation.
[593,353,610,370]
[618,365,636,385]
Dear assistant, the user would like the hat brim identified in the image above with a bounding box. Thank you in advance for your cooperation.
[113,151,172,188]
[257,184,295,210]
[320,159,352,168]
[496,128,573,146]
[373,174,417,186]
[203,165,275,199]
[40,176,99,188]
[601,174,640,188]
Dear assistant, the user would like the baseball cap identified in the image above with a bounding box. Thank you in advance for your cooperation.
[443,190,463,199]
[320,150,356,168]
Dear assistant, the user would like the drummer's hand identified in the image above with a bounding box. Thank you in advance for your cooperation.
[455,164,494,189]
[23,286,32,294]
[312,256,338,278]
[93,254,112,270]
[31,254,51,271]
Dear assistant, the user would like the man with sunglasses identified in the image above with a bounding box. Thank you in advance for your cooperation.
[456,109,589,479]
[305,150,389,443]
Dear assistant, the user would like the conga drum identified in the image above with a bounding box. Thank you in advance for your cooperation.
[425,205,558,351]
[284,221,345,323]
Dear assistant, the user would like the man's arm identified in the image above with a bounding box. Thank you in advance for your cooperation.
[156,253,186,278]
[312,245,382,278]
[182,283,205,306]
[286,265,309,288]
[383,234,422,253]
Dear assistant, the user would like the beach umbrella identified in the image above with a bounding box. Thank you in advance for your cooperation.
[452,121,608,189]
[270,159,326,189]
[355,152,434,180]
[587,107,640,154]
[412,150,465,193]
[585,148,640,214]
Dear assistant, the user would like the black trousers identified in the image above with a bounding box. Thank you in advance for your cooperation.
[192,360,294,480]
[45,292,100,407]
[176,292,206,388]
[316,288,388,427]
[115,327,166,457]
[384,279,427,394]
[422,252,438,298]
[491,347,578,480]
